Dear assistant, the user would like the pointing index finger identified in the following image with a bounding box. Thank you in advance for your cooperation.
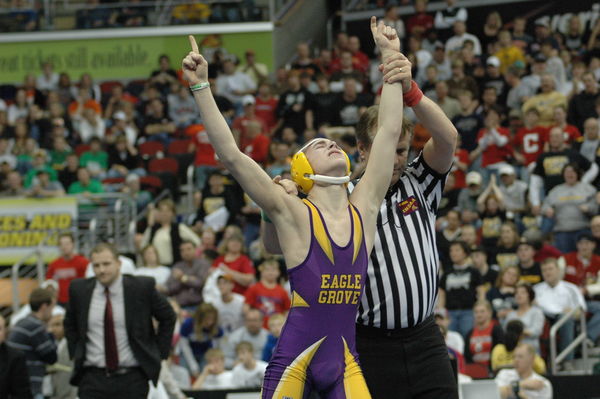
[370,16,377,33]
[188,35,199,54]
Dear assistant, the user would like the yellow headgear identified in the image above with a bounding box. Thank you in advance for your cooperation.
[290,139,352,193]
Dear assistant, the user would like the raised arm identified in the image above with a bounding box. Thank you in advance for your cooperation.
[351,18,405,216]
[382,56,457,173]
[182,36,289,220]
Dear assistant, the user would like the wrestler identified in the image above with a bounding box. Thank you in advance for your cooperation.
[182,17,409,398]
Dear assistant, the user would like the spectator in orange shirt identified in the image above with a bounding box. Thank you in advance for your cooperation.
[244,259,290,328]
[46,232,88,306]
[68,87,101,121]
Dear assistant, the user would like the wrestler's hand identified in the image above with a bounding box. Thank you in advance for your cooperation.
[379,52,412,86]
[273,175,298,196]
[370,16,400,56]
[182,35,208,86]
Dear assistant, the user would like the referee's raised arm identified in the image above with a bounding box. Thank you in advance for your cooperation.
[383,55,458,173]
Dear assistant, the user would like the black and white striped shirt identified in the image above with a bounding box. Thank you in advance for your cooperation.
[355,154,448,329]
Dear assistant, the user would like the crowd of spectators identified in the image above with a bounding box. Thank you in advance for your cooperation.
[0,0,266,32]
[3,0,600,397]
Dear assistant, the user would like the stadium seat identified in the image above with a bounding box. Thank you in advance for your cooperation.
[168,139,192,155]
[125,79,147,98]
[0,84,17,101]
[139,175,163,191]
[139,141,164,159]
[99,80,123,95]
[463,363,490,379]
[102,177,125,185]
[148,157,179,175]
[75,144,91,156]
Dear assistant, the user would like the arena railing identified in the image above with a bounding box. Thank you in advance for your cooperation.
[73,192,137,256]
[10,239,46,314]
[549,306,589,375]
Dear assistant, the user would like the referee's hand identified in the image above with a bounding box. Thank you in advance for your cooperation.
[273,175,298,196]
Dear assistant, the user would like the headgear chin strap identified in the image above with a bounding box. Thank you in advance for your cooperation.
[290,138,352,193]
[309,174,350,185]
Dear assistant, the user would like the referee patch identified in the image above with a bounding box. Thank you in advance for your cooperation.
[399,196,419,216]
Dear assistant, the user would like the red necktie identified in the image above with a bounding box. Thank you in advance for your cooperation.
[104,287,119,370]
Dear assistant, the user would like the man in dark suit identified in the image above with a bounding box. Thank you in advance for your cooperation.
[0,315,33,399]
[64,242,176,399]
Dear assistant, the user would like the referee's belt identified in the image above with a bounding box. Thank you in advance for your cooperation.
[356,315,435,338]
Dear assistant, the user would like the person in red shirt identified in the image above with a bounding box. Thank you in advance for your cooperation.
[562,233,600,345]
[406,0,434,38]
[452,135,470,189]
[187,124,218,190]
[242,120,270,165]
[552,105,581,146]
[212,234,255,295]
[562,234,600,287]
[254,83,278,134]
[232,95,267,151]
[464,300,504,370]
[46,232,88,305]
[472,107,512,170]
[244,259,290,328]
[347,36,370,74]
[513,108,547,169]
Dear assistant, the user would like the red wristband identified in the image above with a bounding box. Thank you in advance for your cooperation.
[403,80,423,107]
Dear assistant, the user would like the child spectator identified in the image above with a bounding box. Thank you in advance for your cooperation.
[244,259,291,328]
[224,309,269,368]
[262,313,285,362]
[191,348,234,390]
[265,141,291,178]
[231,341,268,389]
[211,274,245,334]
[212,234,255,295]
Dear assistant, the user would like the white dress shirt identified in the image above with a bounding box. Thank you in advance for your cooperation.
[534,280,586,317]
[495,369,553,399]
[85,274,138,367]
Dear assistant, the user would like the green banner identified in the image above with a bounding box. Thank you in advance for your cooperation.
[0,32,273,83]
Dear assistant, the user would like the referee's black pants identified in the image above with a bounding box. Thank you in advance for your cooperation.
[356,316,458,399]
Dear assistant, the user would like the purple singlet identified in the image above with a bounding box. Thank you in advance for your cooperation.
[261,199,371,399]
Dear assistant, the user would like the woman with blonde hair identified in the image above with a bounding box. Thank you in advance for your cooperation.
[486,265,520,321]
[179,302,223,374]
[134,244,171,293]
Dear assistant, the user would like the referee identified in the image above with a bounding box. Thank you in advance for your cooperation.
[262,53,458,398]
